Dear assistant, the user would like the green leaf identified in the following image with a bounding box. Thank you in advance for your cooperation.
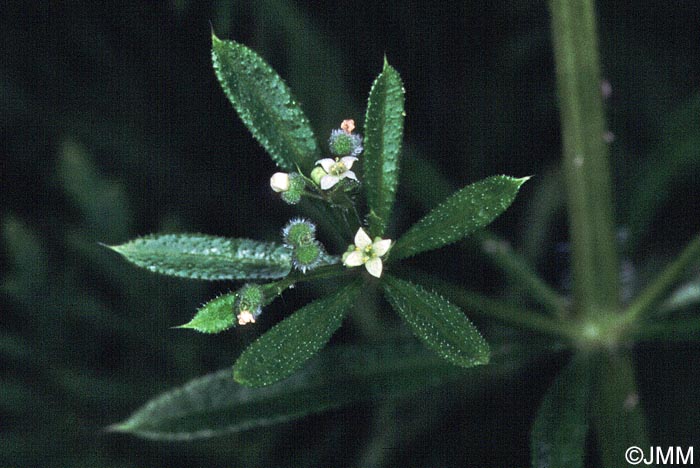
[591,352,650,468]
[662,278,700,313]
[633,318,700,343]
[624,234,700,323]
[363,59,405,237]
[531,353,592,468]
[211,34,319,172]
[382,275,489,368]
[628,95,700,246]
[391,175,529,260]
[177,292,237,333]
[108,342,469,441]
[233,280,361,387]
[108,234,291,280]
[2,217,48,293]
[57,139,133,243]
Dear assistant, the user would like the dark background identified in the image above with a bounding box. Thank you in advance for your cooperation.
[3,1,700,467]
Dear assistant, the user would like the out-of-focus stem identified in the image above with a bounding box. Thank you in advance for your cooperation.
[549,0,620,318]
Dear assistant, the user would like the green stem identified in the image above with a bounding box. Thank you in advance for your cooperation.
[591,352,650,468]
[549,0,620,318]
[262,263,351,302]
[624,234,700,323]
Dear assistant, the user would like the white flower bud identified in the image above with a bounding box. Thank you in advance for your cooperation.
[270,172,290,193]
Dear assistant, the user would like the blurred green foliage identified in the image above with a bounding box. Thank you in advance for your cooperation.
[3,1,700,467]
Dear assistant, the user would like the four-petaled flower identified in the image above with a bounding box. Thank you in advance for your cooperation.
[343,228,392,278]
[315,156,359,190]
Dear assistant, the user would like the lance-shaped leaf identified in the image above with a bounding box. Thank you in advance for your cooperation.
[391,175,529,260]
[108,234,292,280]
[212,35,319,172]
[592,352,650,468]
[108,342,471,441]
[382,275,489,368]
[363,59,405,237]
[177,292,237,333]
[233,280,361,387]
[531,353,592,468]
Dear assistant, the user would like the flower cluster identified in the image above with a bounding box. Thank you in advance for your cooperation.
[270,120,392,278]
[315,119,363,190]
[269,119,363,200]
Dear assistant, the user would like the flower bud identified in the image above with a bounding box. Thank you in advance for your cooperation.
[310,167,326,186]
[328,129,363,157]
[269,172,290,192]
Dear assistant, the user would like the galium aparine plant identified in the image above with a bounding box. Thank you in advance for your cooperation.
[107,33,528,388]
[105,8,700,465]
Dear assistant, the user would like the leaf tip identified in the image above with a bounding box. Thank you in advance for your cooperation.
[104,421,131,434]
[517,175,534,185]
[100,242,124,255]
[382,55,399,76]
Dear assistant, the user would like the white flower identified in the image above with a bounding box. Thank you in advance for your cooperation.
[315,156,358,190]
[342,228,392,278]
[270,172,290,192]
[237,309,256,325]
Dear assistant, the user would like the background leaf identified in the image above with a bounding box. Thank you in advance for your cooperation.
[391,175,529,260]
[531,353,592,468]
[109,234,292,280]
[109,342,475,441]
[660,276,700,314]
[363,59,405,237]
[591,352,650,468]
[57,139,133,243]
[233,280,362,387]
[627,95,700,247]
[211,35,320,172]
[382,275,489,368]
[632,318,700,343]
